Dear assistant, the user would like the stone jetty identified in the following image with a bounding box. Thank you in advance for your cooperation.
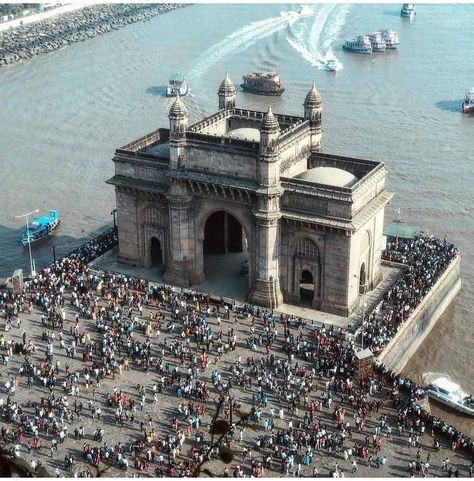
[0,3,187,66]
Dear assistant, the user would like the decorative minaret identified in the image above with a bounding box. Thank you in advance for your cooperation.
[217,72,237,110]
[303,82,323,154]
[168,95,188,169]
[164,94,195,287]
[249,106,284,308]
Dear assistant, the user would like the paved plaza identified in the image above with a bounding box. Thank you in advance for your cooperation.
[0,276,472,478]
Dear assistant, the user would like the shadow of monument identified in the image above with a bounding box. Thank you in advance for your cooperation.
[435,99,463,113]
[146,86,167,96]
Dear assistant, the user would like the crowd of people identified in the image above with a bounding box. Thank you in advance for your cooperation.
[363,234,458,354]
[0,227,471,478]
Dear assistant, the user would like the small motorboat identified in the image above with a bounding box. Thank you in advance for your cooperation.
[325,59,343,72]
[401,3,416,17]
[21,210,60,246]
[426,376,474,416]
[166,73,188,97]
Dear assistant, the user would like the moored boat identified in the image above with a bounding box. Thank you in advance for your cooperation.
[426,377,474,416]
[380,29,400,49]
[368,32,386,52]
[166,73,188,97]
[21,210,60,246]
[401,3,416,17]
[343,35,372,54]
[462,88,474,113]
[240,71,285,96]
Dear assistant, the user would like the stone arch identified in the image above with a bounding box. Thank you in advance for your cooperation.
[195,204,254,288]
[299,269,314,305]
[359,229,372,290]
[150,237,163,267]
[290,235,323,306]
[138,201,168,268]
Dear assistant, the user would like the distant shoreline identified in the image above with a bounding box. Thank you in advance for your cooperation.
[0,3,187,67]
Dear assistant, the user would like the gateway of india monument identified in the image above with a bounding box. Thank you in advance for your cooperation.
[107,74,392,316]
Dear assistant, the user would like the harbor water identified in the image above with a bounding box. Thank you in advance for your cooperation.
[0,4,472,433]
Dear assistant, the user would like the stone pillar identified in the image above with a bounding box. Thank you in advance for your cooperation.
[163,183,197,287]
[249,213,283,309]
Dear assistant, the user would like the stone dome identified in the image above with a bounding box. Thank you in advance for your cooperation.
[260,106,280,133]
[295,167,358,188]
[304,82,323,109]
[226,128,260,142]
[218,72,236,96]
[168,95,187,119]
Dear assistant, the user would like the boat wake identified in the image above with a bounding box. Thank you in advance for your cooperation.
[188,7,317,81]
[286,4,351,70]
[422,372,451,385]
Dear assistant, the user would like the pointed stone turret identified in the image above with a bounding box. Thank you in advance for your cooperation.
[168,94,188,169]
[218,72,237,110]
[260,106,280,133]
[303,81,323,123]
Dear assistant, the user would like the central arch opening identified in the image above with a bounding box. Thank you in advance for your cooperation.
[150,237,163,267]
[299,269,314,306]
[201,211,249,299]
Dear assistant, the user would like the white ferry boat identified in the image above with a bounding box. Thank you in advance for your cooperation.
[401,3,416,17]
[325,59,343,72]
[426,377,474,416]
[462,88,474,113]
[343,35,372,54]
[166,73,188,97]
[380,30,400,49]
[368,32,386,52]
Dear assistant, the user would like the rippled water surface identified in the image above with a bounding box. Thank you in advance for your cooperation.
[0,3,472,433]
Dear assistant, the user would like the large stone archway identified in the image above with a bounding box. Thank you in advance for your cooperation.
[193,202,255,298]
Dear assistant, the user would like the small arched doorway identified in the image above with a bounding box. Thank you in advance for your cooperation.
[359,263,366,293]
[150,237,163,267]
[299,269,314,305]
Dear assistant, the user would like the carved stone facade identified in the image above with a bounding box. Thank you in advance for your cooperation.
[107,76,393,316]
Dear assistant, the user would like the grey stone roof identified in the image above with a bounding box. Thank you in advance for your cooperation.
[304,82,323,109]
[168,95,187,119]
[218,72,236,96]
[260,106,280,133]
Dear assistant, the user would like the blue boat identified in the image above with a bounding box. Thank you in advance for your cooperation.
[21,210,60,246]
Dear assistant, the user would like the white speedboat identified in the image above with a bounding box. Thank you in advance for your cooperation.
[325,59,343,72]
[426,377,474,416]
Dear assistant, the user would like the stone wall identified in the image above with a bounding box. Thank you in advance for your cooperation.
[377,255,462,373]
[0,3,186,66]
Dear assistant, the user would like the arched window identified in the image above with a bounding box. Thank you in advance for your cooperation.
[143,206,164,226]
[360,230,371,253]
[295,238,319,260]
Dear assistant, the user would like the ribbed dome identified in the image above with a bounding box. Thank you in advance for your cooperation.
[304,82,323,109]
[260,106,280,133]
[218,72,236,96]
[168,95,187,119]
